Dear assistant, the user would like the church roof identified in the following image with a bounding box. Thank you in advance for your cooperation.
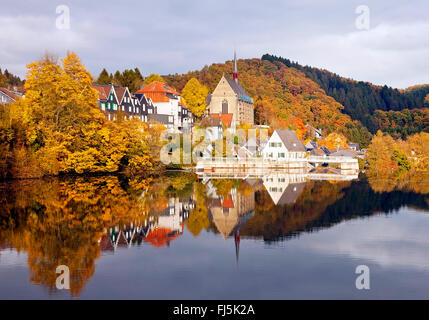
[224,77,253,103]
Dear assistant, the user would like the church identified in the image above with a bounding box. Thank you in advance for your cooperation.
[206,52,254,125]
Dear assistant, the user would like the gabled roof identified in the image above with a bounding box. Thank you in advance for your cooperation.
[0,87,19,101]
[91,83,111,100]
[275,130,306,152]
[310,147,327,156]
[224,77,253,103]
[277,183,306,206]
[135,81,181,103]
[329,149,358,157]
[113,86,126,103]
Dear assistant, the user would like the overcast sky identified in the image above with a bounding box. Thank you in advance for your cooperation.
[1,0,428,88]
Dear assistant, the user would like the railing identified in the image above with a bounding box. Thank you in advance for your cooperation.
[197,156,357,163]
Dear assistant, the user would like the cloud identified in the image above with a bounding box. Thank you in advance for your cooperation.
[292,208,429,271]
[0,0,429,88]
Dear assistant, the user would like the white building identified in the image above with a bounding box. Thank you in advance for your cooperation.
[263,130,307,161]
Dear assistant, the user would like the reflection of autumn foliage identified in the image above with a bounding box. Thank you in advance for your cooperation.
[211,179,235,197]
[0,176,151,296]
[238,180,254,197]
[186,182,210,237]
[368,171,429,194]
[241,180,350,240]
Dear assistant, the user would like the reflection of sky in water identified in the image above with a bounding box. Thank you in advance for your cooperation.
[2,206,429,299]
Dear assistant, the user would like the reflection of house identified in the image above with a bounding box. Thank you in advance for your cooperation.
[263,130,306,161]
[263,174,306,205]
[99,197,193,251]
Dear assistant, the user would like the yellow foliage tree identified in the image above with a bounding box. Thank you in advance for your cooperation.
[144,73,164,85]
[181,78,209,117]
[318,132,349,150]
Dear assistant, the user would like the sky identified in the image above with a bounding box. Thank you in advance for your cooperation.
[1,0,428,89]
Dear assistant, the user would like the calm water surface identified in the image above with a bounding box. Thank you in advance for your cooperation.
[1,173,429,299]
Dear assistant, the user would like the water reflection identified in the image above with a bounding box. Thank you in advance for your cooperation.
[0,172,428,298]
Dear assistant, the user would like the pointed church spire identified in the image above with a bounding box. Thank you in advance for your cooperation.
[233,50,238,83]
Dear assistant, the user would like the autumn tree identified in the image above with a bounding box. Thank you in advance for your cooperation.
[181,78,209,117]
[1,52,163,179]
[318,132,349,150]
[144,73,164,85]
[366,131,398,177]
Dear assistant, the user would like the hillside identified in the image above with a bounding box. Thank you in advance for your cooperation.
[261,54,429,134]
[0,68,24,87]
[164,58,372,147]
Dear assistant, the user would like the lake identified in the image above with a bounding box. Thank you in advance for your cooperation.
[0,172,429,299]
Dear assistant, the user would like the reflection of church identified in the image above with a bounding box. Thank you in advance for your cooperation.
[205,180,257,262]
[99,197,194,251]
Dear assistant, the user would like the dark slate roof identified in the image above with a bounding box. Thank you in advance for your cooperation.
[225,77,253,102]
[276,130,306,152]
[329,149,357,157]
[148,113,173,124]
[310,148,327,156]
[277,183,306,206]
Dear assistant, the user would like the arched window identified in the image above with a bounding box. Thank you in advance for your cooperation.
[222,99,228,114]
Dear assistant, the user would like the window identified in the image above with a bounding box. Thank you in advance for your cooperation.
[148,109,153,114]
[278,153,285,158]
[222,99,228,114]
[101,103,105,111]
[129,106,132,112]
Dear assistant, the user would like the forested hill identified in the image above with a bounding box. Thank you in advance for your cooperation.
[261,54,429,131]
[0,68,24,87]
[165,58,372,147]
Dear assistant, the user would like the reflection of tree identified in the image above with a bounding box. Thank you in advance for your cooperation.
[0,176,152,296]
[241,177,429,242]
[186,182,210,237]
[242,180,349,241]
[368,171,429,194]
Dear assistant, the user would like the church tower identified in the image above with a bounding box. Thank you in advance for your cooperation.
[205,51,254,125]
[233,50,238,83]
